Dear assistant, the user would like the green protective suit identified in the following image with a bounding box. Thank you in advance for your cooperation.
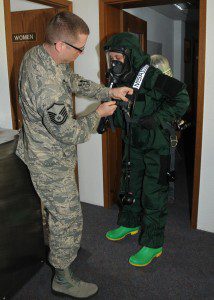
[105,32,190,248]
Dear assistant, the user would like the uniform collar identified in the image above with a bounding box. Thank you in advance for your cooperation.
[38,44,67,73]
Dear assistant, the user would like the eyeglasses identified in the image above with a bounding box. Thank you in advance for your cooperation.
[60,40,85,53]
[54,41,85,53]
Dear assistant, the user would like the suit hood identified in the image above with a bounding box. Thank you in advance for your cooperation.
[104,32,150,72]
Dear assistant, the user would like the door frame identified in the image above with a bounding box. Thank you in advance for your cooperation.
[99,0,206,229]
[3,0,72,129]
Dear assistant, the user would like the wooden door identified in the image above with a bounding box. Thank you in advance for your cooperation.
[123,10,147,52]
[11,8,65,129]
[100,4,122,208]
[100,8,147,207]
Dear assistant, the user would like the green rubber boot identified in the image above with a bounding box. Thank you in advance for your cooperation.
[106,226,140,241]
[52,267,98,298]
[129,246,163,267]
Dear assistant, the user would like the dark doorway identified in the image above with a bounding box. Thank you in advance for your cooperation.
[183,4,200,219]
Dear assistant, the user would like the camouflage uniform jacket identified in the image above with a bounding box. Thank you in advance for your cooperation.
[16,45,109,166]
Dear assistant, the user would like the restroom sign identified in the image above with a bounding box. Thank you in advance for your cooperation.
[12,32,36,42]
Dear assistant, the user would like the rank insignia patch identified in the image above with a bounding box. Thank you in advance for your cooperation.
[47,103,68,125]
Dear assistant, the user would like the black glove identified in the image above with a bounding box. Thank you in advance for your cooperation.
[139,115,157,130]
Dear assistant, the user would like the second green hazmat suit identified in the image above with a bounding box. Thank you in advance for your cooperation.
[104,32,190,266]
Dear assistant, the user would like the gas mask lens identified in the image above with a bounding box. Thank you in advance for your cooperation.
[105,51,125,70]
[104,48,134,84]
[105,51,112,70]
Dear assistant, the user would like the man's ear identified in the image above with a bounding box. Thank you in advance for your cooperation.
[55,41,63,53]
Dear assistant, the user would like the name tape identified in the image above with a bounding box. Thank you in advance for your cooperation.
[133,64,150,90]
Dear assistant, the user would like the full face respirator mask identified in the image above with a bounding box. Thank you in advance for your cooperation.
[104,46,135,84]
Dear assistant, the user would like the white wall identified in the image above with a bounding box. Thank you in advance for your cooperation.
[173,20,185,81]
[197,0,214,233]
[124,7,185,81]
[0,1,12,129]
[73,0,104,206]
[124,7,174,71]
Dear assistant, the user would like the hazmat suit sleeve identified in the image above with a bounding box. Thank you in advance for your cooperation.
[142,68,190,128]
[153,88,190,127]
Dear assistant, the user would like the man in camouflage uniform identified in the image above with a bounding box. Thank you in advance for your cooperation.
[16,12,132,298]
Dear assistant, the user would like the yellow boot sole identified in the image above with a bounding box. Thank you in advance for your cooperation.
[106,229,139,241]
[129,251,162,267]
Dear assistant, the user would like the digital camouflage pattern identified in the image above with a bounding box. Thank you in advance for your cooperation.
[16,45,110,269]
[30,158,82,268]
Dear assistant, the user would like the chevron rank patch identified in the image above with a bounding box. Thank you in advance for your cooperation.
[47,103,68,125]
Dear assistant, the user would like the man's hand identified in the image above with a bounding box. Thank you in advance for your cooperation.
[109,87,133,102]
[96,101,117,118]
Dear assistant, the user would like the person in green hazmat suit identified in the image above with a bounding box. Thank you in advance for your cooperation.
[104,32,190,267]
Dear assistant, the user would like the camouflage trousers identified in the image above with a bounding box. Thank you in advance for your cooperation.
[29,156,83,269]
